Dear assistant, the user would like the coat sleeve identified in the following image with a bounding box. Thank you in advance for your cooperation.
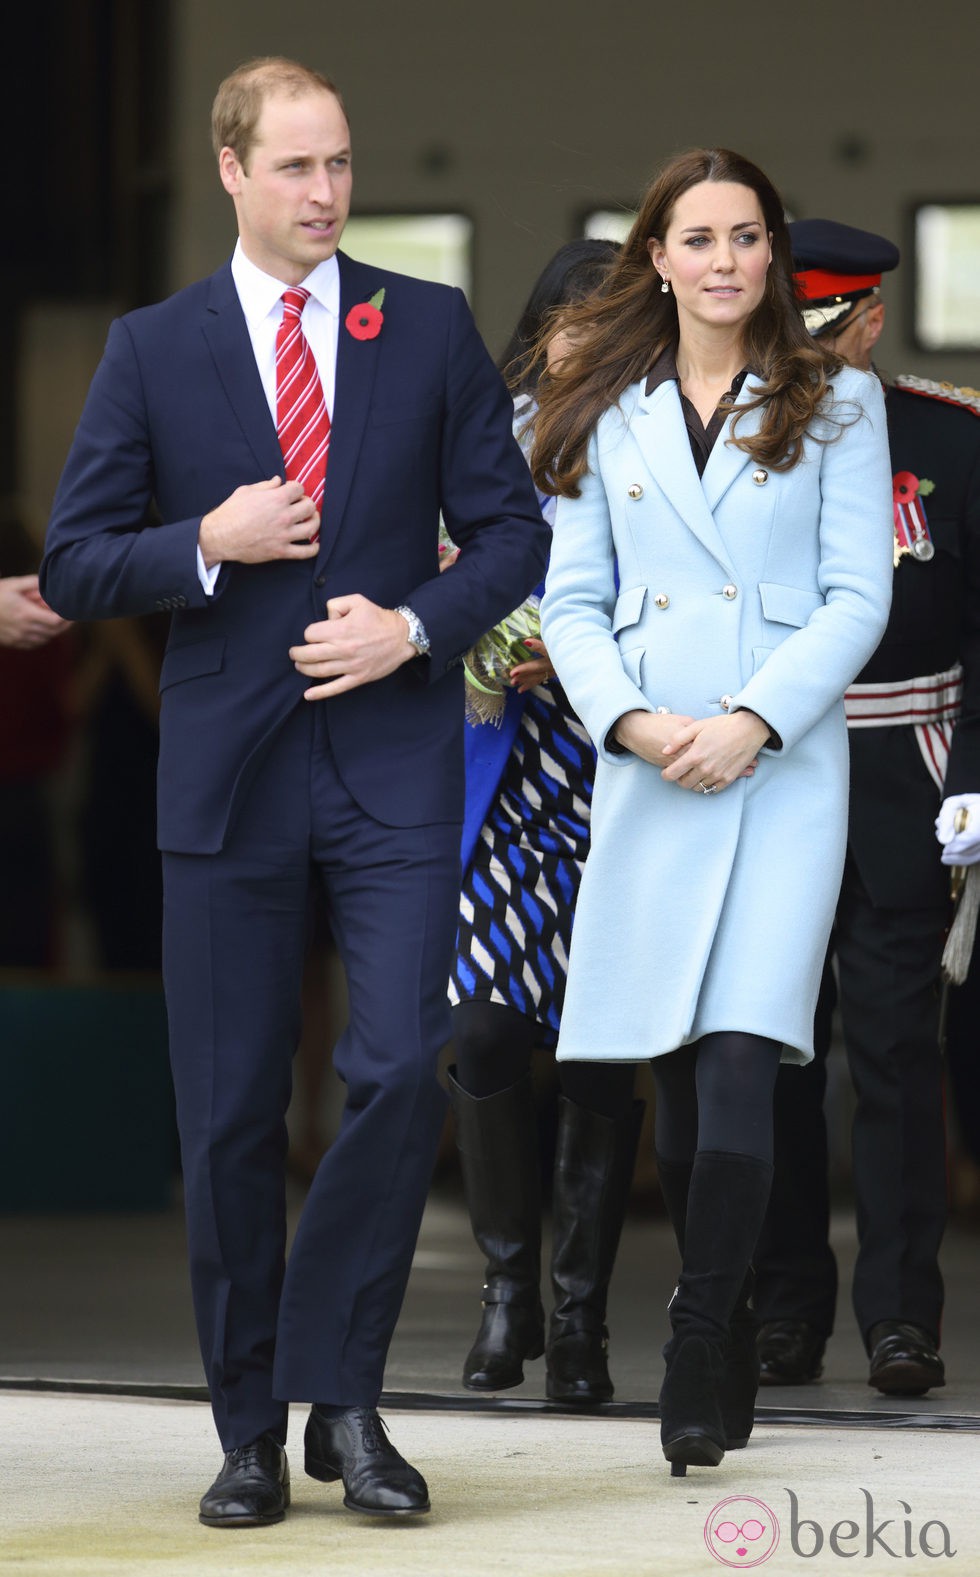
[728,369,894,752]
[540,432,655,765]
[943,420,980,797]
[397,288,550,680]
[39,317,211,622]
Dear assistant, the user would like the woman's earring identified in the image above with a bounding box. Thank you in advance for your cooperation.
[661,276,670,295]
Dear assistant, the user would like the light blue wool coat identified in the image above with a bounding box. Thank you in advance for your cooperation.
[540,366,894,1064]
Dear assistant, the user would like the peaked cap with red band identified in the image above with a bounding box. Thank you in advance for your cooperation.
[789,218,900,338]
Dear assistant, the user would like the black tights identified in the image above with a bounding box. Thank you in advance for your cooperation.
[652,1031,783,1165]
[451,999,636,1119]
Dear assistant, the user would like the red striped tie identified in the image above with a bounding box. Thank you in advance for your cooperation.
[275,286,330,536]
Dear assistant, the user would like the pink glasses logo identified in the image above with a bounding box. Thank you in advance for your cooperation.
[705,1496,780,1568]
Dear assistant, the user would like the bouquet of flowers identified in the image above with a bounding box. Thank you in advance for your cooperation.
[463,593,542,726]
[439,520,543,726]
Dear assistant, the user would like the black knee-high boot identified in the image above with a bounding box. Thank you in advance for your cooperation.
[447,1067,545,1390]
[656,1154,761,1450]
[546,1098,645,1403]
[659,1150,773,1476]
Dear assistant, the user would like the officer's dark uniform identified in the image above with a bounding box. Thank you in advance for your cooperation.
[752,220,980,1395]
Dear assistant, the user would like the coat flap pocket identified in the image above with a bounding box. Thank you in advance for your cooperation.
[159,635,226,691]
[759,582,824,628]
[612,584,647,634]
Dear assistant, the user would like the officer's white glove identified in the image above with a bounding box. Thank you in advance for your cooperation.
[935,794,980,865]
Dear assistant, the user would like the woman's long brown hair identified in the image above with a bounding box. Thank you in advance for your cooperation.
[530,148,843,498]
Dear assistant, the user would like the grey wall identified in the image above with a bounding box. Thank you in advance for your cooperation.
[172,0,979,382]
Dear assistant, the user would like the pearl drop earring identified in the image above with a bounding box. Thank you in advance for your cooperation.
[661,277,670,295]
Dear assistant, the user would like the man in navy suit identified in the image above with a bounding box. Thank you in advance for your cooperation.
[42,57,547,1527]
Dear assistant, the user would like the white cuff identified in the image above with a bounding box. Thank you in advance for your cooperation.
[196,547,221,597]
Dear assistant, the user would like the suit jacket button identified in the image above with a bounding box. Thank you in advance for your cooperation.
[627,484,644,499]
[176,595,187,607]
[654,593,670,609]
[722,584,737,600]
[720,694,733,710]
[314,573,326,587]
[752,468,769,485]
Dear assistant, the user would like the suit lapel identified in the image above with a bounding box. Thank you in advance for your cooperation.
[201,265,284,480]
[701,375,767,516]
[630,380,735,574]
[316,251,384,564]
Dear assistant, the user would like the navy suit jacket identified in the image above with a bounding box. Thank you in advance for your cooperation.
[42,252,549,853]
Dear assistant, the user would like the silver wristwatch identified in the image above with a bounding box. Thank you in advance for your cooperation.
[394,604,430,656]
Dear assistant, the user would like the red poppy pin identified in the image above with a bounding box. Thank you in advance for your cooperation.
[892,470,934,505]
[345,288,385,341]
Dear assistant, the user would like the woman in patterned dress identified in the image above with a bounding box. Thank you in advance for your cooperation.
[447,241,642,1405]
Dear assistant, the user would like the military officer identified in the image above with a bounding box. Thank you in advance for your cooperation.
[752,219,980,1395]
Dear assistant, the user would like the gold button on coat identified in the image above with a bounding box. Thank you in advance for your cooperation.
[627,483,643,499]
[722,584,737,600]
[752,468,769,485]
[654,593,670,609]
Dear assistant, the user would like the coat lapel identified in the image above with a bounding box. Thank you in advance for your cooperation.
[630,380,735,574]
[201,265,284,480]
[701,375,767,516]
[315,251,384,564]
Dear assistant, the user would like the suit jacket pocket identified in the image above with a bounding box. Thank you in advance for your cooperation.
[759,582,825,628]
[159,635,226,691]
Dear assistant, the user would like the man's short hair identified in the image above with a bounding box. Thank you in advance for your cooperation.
[211,56,347,167]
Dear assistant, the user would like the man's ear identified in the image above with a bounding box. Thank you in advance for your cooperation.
[865,301,886,349]
[218,146,244,197]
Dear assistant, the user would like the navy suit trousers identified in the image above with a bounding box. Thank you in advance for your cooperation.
[162,700,459,1449]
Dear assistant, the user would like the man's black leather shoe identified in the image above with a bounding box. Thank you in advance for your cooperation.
[867,1321,945,1396]
[756,1320,826,1386]
[198,1434,290,1527]
[304,1406,430,1515]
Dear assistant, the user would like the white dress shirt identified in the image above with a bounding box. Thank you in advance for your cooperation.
[197,243,340,593]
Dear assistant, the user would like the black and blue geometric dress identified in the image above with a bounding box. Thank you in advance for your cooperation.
[448,680,594,1039]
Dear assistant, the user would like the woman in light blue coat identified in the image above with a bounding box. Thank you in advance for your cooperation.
[531,148,893,1476]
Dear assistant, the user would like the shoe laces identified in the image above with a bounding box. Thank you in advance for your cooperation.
[227,1436,276,1470]
[354,1409,390,1456]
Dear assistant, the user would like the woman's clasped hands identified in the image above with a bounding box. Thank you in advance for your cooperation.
[614,708,770,793]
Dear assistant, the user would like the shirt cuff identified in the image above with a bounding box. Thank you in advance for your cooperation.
[196,547,221,597]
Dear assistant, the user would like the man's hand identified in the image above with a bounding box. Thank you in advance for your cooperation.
[198,477,320,568]
[660,711,769,792]
[612,709,696,767]
[290,594,419,699]
[0,575,71,649]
